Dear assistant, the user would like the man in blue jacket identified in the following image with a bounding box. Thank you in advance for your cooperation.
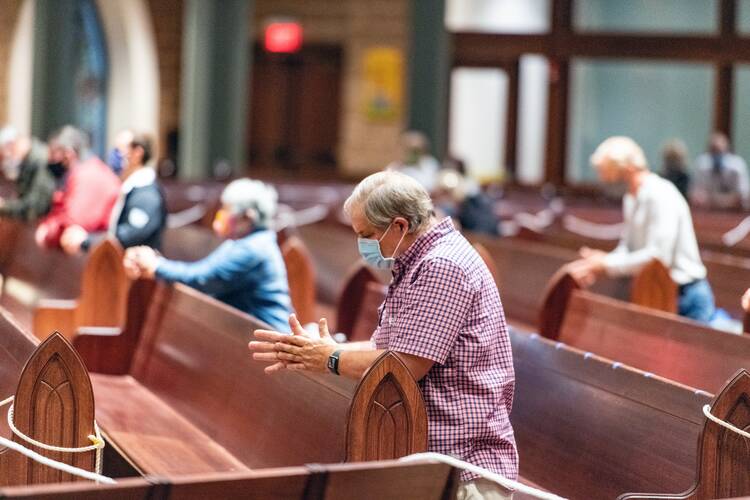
[124,179,292,332]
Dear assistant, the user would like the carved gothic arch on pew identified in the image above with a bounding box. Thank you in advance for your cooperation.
[8,0,159,149]
[0,332,96,486]
[619,369,750,500]
[347,351,428,461]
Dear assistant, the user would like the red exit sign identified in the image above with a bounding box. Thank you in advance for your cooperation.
[265,22,303,54]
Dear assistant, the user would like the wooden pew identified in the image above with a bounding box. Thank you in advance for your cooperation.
[0,225,85,330]
[32,240,130,342]
[75,282,427,476]
[280,235,317,324]
[619,369,750,499]
[0,459,459,499]
[510,328,718,499]
[0,313,99,487]
[538,269,750,393]
[335,263,386,342]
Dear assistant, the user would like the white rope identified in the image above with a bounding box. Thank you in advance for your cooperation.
[703,404,750,439]
[0,396,114,484]
[399,452,567,500]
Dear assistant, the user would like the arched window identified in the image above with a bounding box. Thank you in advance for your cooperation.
[73,0,108,157]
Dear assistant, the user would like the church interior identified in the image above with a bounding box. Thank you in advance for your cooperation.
[0,1,748,499]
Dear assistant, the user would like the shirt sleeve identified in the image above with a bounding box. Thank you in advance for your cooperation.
[603,196,676,277]
[387,258,474,365]
[155,239,261,296]
[115,189,165,249]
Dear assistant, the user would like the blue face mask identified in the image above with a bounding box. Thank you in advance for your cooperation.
[357,222,406,270]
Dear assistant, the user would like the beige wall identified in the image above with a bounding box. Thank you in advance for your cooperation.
[0,0,24,124]
[254,0,410,179]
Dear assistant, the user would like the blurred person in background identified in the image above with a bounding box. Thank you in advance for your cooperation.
[691,132,750,210]
[35,126,121,248]
[0,126,55,221]
[660,138,690,200]
[61,132,167,254]
[106,128,134,176]
[387,130,440,192]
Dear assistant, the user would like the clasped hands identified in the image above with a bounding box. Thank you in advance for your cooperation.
[123,246,160,280]
[568,246,607,287]
[249,314,337,374]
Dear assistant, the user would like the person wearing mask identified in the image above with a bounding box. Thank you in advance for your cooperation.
[690,132,750,210]
[249,171,517,499]
[61,132,167,254]
[0,126,55,221]
[124,179,293,332]
[572,136,716,323]
[660,138,690,200]
[35,126,121,249]
[106,129,134,176]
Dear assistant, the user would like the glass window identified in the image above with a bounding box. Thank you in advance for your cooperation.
[732,66,750,165]
[738,0,750,35]
[445,0,550,34]
[73,0,108,157]
[517,55,548,185]
[449,68,507,182]
[567,59,714,183]
[574,0,718,34]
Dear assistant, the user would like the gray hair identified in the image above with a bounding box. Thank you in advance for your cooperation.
[590,136,649,171]
[343,171,434,233]
[221,178,278,228]
[49,125,89,157]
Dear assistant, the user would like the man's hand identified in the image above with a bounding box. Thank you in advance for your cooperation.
[60,225,88,255]
[249,314,336,374]
[569,247,608,287]
[742,288,750,312]
[123,246,159,279]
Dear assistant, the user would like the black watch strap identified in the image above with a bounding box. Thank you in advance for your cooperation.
[327,350,342,375]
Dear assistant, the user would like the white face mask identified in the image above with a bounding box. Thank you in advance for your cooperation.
[357,222,406,270]
[1,157,21,181]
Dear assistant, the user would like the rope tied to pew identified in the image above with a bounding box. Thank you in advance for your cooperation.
[399,452,567,500]
[702,404,750,439]
[0,395,115,484]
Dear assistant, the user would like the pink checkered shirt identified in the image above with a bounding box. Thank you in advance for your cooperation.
[372,218,518,482]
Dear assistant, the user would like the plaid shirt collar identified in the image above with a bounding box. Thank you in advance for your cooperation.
[392,218,455,281]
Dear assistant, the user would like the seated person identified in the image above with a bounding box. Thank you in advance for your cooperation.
[386,130,440,192]
[249,171,517,500]
[660,138,690,200]
[124,179,293,332]
[690,132,750,210]
[35,126,121,248]
[60,132,167,254]
[0,126,55,221]
[572,136,716,323]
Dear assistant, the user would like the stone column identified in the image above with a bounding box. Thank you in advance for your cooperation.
[407,0,449,158]
[179,0,253,179]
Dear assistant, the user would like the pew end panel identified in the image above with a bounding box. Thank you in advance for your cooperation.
[0,332,96,486]
[630,259,678,314]
[336,263,383,338]
[281,235,317,325]
[619,369,750,500]
[472,242,498,284]
[0,219,22,270]
[74,239,130,329]
[32,300,77,341]
[346,351,428,462]
[73,279,157,375]
[538,268,582,339]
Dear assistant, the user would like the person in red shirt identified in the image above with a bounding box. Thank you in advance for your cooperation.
[35,126,121,248]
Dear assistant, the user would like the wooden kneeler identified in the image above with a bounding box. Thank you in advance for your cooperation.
[0,332,97,486]
[619,369,750,499]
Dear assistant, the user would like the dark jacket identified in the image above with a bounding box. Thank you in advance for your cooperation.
[0,139,55,221]
[83,168,167,251]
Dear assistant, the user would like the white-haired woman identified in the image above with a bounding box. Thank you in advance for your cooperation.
[124,178,292,331]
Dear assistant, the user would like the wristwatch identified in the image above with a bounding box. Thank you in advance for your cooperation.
[327,350,342,375]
